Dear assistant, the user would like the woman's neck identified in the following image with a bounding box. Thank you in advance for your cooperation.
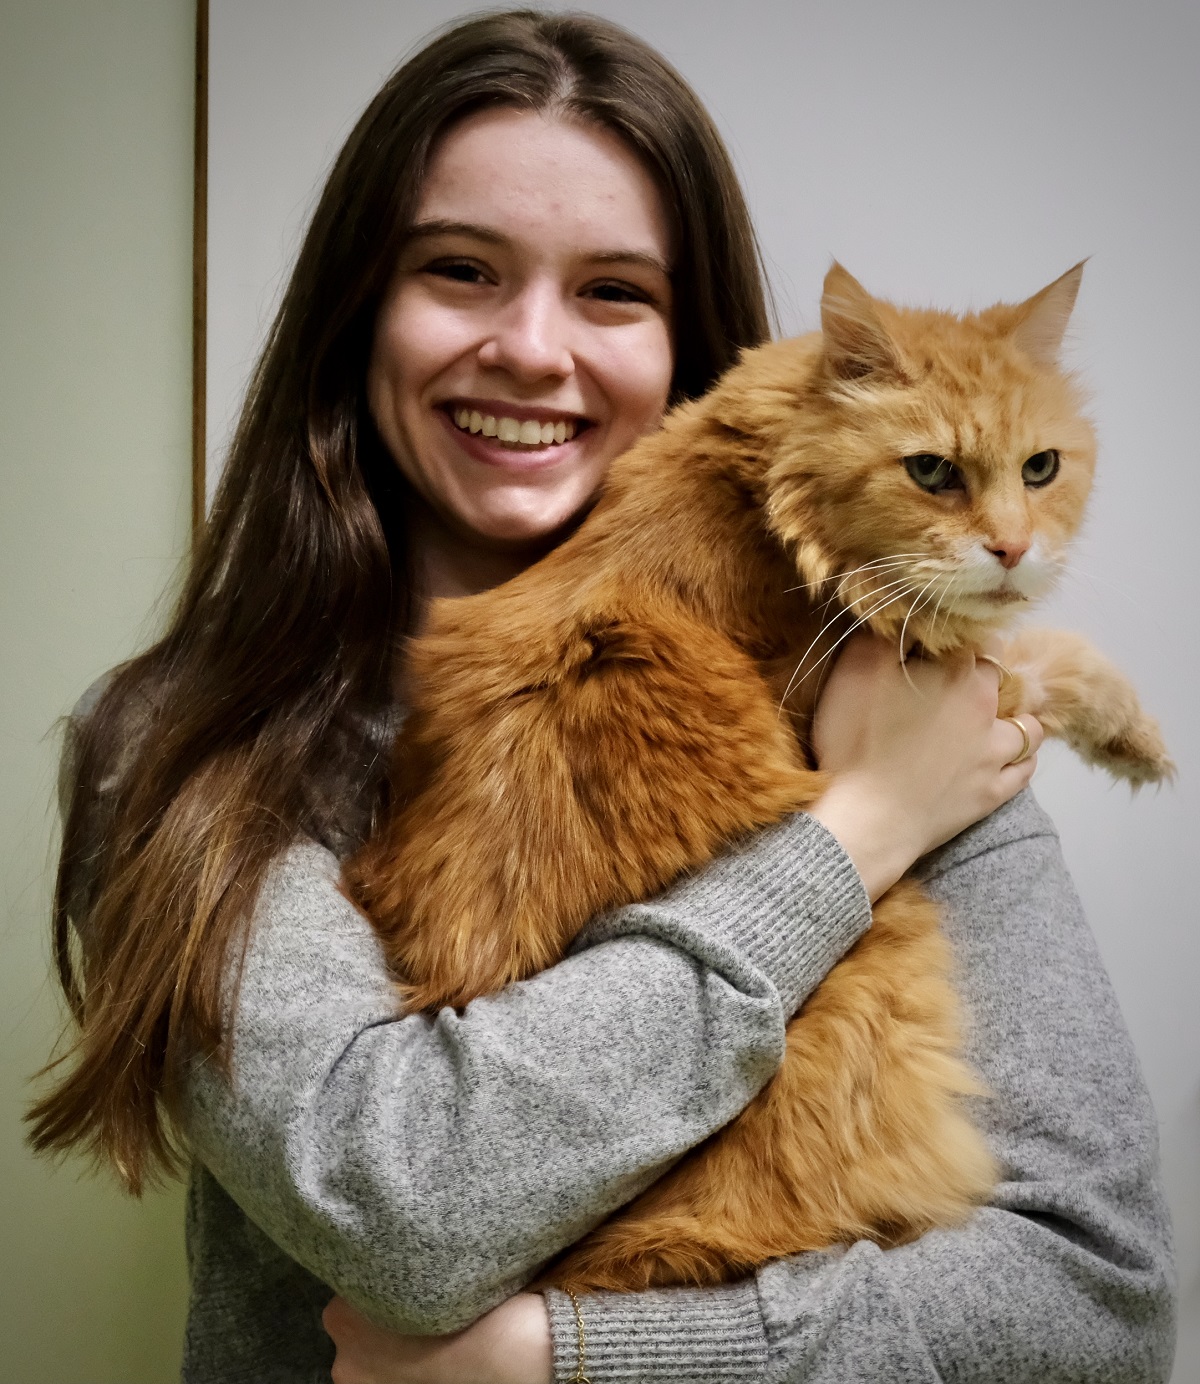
[391,495,556,698]
[414,528,532,606]
[405,493,538,600]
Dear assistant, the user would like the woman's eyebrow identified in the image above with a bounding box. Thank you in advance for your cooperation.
[405,220,670,276]
[405,218,505,246]
[588,248,673,278]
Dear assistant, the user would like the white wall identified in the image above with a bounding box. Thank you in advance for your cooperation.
[0,2,194,1379]
[209,2,1198,1374]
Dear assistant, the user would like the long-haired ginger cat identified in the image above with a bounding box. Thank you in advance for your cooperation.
[347,263,1171,1292]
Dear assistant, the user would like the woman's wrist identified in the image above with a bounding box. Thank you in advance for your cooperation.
[504,1294,554,1384]
[807,776,921,903]
[544,1282,768,1384]
[322,1292,552,1384]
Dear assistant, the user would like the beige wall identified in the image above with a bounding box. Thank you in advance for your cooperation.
[0,2,194,1380]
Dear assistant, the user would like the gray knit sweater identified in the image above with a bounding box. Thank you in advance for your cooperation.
[167,788,1174,1382]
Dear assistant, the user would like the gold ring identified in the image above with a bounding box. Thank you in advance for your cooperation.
[978,653,1014,687]
[1003,715,1032,766]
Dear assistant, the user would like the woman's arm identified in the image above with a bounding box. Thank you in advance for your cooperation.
[540,792,1176,1383]
[182,812,872,1336]
[182,640,1028,1342]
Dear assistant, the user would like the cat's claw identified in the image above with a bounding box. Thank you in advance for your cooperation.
[1071,718,1176,789]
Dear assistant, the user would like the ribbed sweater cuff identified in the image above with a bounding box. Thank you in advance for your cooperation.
[544,1280,768,1383]
[655,812,872,1017]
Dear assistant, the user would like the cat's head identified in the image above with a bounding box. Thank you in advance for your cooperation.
[763,262,1096,653]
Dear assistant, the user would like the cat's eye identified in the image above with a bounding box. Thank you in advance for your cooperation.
[1022,449,1060,487]
[903,454,963,493]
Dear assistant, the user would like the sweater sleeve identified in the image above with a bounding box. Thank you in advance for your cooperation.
[180,812,870,1336]
[543,791,1176,1383]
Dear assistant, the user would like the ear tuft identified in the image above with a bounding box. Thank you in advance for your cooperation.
[820,263,906,384]
[1010,261,1086,366]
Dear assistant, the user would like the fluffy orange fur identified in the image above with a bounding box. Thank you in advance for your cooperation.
[346,263,1171,1291]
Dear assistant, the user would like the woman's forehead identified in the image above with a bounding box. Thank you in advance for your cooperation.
[414,107,672,267]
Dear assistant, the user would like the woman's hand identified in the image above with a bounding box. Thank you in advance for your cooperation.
[324,1293,553,1384]
[808,632,1043,900]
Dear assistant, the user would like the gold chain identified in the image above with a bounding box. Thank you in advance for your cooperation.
[564,1288,592,1384]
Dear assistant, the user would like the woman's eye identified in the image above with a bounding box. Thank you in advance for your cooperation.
[903,454,963,493]
[586,281,650,305]
[425,259,488,284]
[1022,449,1060,487]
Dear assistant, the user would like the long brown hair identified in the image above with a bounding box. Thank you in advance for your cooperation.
[26,9,772,1192]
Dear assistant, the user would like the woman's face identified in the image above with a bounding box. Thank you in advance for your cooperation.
[368,107,675,556]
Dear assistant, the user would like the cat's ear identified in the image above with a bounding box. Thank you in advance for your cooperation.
[1009,261,1086,365]
[820,263,908,384]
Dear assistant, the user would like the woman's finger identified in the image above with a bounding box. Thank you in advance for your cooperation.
[987,716,1043,805]
[973,648,1009,696]
[993,713,1045,772]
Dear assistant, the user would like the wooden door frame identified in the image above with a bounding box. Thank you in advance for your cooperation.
[192,0,208,535]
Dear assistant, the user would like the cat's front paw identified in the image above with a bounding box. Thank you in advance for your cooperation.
[999,627,1175,790]
[1078,712,1176,789]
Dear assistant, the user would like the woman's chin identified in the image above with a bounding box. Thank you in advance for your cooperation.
[461,499,595,554]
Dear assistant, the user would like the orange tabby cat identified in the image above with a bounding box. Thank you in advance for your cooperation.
[347,262,1171,1292]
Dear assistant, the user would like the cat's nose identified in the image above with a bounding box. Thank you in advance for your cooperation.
[987,540,1029,570]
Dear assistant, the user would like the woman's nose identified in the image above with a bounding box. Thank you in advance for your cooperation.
[477,283,574,382]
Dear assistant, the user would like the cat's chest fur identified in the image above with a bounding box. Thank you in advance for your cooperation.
[561,420,858,752]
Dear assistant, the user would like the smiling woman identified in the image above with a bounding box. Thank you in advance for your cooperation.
[368,107,675,596]
[27,9,1175,1384]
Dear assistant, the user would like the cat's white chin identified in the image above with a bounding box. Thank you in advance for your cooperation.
[949,572,1056,620]
[932,593,1032,639]
[942,542,1062,617]
[963,589,1029,609]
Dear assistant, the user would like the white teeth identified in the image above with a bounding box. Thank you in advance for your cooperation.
[450,409,579,447]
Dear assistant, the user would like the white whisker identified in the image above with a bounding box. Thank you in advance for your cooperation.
[781,583,919,705]
[1057,562,1147,612]
[785,574,918,706]
[779,566,930,715]
[898,577,942,690]
[778,613,853,712]
[844,574,919,607]
[830,567,920,613]
[928,583,952,648]
[783,554,926,595]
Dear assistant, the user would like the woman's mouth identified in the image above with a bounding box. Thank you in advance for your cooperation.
[447,406,581,450]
